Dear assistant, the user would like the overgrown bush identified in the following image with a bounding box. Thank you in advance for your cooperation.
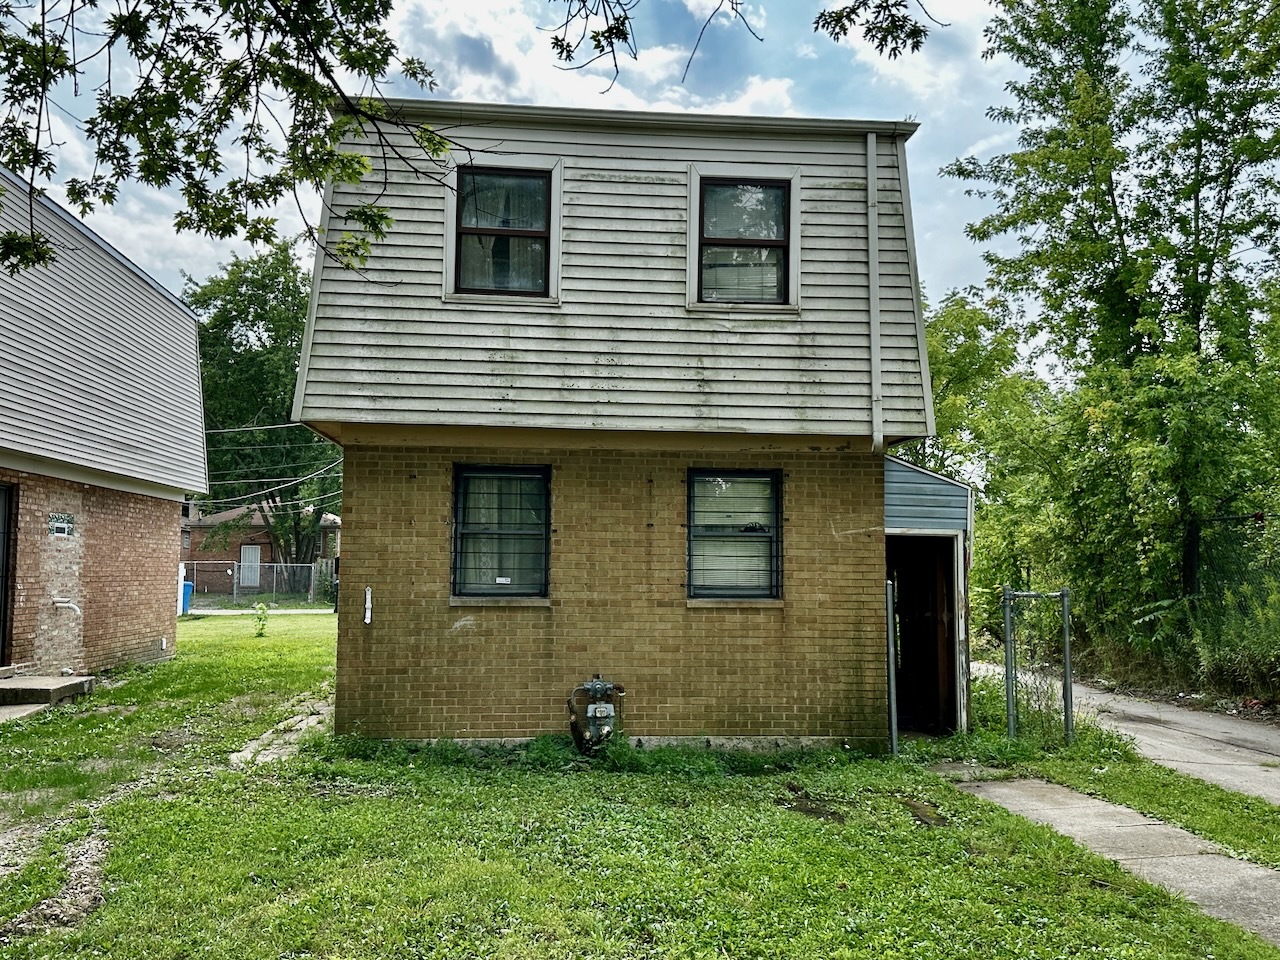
[1194,581,1280,698]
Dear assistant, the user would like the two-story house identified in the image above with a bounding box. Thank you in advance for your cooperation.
[293,100,950,748]
[0,167,207,676]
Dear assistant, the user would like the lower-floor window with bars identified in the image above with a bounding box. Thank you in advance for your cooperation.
[452,465,551,597]
[687,469,781,599]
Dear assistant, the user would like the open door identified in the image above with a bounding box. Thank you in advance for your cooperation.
[0,484,12,667]
[886,534,958,735]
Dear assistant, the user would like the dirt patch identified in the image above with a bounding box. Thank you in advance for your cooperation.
[0,831,106,941]
[90,704,139,716]
[0,823,47,878]
[777,782,847,824]
[150,725,197,753]
[900,797,948,827]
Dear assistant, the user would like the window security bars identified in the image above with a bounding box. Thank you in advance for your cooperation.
[687,470,781,598]
[453,466,551,597]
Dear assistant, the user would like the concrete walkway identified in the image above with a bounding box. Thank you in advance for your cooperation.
[1072,683,1280,804]
[955,778,1280,946]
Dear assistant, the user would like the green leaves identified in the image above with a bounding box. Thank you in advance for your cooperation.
[0,0,438,273]
[185,240,342,565]
[953,0,1280,674]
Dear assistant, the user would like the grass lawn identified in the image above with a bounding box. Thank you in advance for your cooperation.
[2,618,1279,959]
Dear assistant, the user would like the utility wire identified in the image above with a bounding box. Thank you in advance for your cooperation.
[206,422,310,434]
[198,459,342,507]
[193,490,345,514]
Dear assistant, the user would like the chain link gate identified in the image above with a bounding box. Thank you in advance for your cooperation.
[1001,586,1075,744]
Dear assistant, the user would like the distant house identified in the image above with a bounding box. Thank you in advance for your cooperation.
[294,101,962,747]
[182,504,340,595]
[0,167,207,674]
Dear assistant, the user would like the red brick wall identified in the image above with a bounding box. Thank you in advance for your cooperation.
[183,529,274,595]
[0,467,180,673]
[336,445,887,746]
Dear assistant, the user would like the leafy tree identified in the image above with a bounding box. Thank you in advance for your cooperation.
[949,0,1280,662]
[0,0,941,273]
[893,288,1032,484]
[185,240,341,569]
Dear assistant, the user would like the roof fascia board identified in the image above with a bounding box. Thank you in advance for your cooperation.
[371,99,920,141]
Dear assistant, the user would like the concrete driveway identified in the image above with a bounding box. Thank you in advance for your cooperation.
[1072,683,1280,804]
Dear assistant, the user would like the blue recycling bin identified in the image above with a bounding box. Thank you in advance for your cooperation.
[182,580,194,615]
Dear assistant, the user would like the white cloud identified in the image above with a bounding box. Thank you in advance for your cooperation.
[15,0,1011,298]
[691,76,797,116]
[961,130,1018,160]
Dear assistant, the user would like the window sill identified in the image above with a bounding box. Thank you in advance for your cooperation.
[443,293,560,307]
[685,302,800,317]
[686,598,784,608]
[450,596,552,607]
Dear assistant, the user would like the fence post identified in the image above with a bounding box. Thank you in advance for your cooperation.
[886,579,898,757]
[232,562,238,605]
[1061,587,1074,745]
[1003,584,1016,738]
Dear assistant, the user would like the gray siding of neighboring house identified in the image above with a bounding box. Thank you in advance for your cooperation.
[0,168,207,495]
[884,457,970,532]
[295,102,932,441]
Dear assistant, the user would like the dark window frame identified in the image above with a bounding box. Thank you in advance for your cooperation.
[687,468,782,599]
[0,484,14,666]
[697,178,790,305]
[455,167,553,297]
[451,464,552,598]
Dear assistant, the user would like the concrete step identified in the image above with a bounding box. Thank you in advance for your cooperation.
[0,675,94,706]
[0,702,48,724]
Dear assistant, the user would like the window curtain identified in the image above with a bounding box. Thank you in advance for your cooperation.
[456,473,548,595]
[459,173,548,293]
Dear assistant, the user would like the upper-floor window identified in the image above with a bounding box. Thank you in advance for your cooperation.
[698,179,789,304]
[456,168,551,296]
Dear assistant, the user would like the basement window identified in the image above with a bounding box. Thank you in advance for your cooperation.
[687,470,781,599]
[452,465,551,597]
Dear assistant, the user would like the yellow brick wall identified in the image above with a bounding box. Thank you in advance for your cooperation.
[336,445,887,745]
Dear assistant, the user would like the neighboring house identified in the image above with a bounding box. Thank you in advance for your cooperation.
[0,167,207,674]
[182,504,340,595]
[294,100,948,747]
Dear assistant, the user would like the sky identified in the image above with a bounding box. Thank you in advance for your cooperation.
[38,0,1018,301]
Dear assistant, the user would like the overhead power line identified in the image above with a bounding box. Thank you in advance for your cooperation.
[205,422,310,434]
[198,459,343,507]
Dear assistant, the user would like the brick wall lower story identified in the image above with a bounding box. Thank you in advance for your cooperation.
[1,467,181,673]
[336,444,888,746]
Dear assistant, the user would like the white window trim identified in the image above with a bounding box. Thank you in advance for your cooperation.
[686,162,802,314]
[443,155,563,304]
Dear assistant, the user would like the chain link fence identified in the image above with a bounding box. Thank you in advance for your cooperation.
[185,559,337,610]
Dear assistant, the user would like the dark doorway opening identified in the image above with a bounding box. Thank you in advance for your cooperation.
[887,534,957,735]
[0,484,12,667]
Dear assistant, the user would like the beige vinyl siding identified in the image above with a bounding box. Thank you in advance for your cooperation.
[0,168,207,493]
[296,104,930,440]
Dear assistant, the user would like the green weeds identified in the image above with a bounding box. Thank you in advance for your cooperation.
[0,614,335,820]
[2,618,1278,958]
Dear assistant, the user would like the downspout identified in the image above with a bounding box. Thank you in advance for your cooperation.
[867,132,884,453]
